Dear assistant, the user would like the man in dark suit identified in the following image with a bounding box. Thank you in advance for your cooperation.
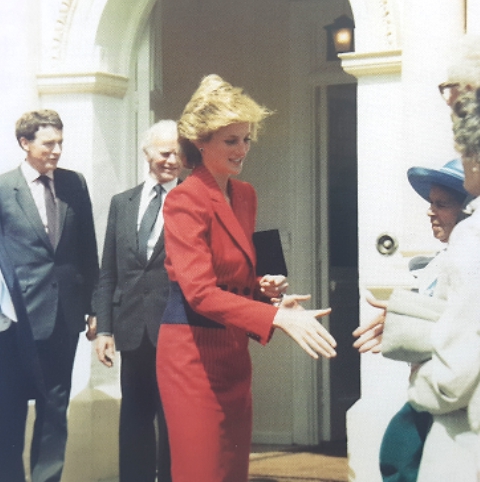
[94,120,181,482]
[0,232,45,482]
[0,109,99,482]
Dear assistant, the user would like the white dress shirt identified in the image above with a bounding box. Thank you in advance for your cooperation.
[20,160,56,236]
[0,267,17,332]
[137,176,177,260]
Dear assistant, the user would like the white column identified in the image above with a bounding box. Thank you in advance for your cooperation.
[347,68,410,482]
[0,0,40,173]
[34,85,134,482]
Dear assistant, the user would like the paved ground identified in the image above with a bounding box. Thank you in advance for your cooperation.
[249,442,348,482]
[95,442,349,482]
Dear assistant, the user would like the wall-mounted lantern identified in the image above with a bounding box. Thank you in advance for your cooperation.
[324,15,355,61]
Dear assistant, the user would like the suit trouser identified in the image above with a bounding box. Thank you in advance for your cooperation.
[0,324,31,482]
[31,312,78,482]
[120,332,171,482]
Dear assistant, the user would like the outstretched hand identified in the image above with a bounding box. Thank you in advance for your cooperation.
[273,306,336,359]
[352,296,387,354]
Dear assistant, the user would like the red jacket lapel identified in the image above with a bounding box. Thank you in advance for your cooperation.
[193,166,256,269]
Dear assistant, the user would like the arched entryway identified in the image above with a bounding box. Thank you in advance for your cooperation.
[142,0,359,445]
[32,0,408,479]
[41,0,364,451]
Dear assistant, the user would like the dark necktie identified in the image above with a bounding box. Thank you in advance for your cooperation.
[138,184,163,260]
[38,175,58,248]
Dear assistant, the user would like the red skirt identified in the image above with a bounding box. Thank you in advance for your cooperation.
[156,324,253,482]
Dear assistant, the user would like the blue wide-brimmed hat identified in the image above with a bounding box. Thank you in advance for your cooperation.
[407,159,468,202]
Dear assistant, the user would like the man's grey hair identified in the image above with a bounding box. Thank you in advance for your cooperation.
[141,119,178,157]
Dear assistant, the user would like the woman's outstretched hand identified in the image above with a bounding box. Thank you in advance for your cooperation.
[272,306,336,359]
[352,296,386,354]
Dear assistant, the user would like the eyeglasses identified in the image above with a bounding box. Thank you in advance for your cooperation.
[439,82,469,118]
[438,82,460,104]
[438,82,480,118]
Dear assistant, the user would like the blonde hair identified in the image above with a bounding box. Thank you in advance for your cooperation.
[178,74,272,167]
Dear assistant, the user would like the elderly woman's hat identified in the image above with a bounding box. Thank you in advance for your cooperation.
[407,159,467,202]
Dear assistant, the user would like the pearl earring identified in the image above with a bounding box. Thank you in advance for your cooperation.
[473,165,479,173]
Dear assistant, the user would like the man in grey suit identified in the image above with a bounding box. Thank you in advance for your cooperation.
[0,109,99,482]
[94,120,182,482]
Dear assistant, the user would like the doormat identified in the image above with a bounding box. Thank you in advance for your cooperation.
[249,450,348,482]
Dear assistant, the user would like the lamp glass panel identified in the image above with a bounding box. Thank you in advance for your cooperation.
[333,28,352,53]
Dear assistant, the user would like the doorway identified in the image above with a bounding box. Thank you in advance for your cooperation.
[316,83,360,440]
[143,0,359,445]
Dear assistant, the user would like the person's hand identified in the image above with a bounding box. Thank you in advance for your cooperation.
[259,275,289,299]
[275,293,311,309]
[352,296,387,354]
[95,335,115,367]
[273,307,336,359]
[85,315,97,341]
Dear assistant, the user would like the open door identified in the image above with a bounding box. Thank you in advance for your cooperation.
[316,83,360,441]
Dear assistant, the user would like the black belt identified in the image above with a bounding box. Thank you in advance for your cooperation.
[161,281,225,329]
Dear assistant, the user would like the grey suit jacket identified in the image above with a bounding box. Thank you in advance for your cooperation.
[95,183,172,351]
[0,167,99,340]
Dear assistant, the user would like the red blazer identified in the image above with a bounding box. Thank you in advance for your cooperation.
[162,165,277,345]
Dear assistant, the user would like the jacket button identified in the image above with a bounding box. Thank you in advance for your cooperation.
[219,284,228,291]
[231,287,238,294]
[247,332,260,342]
[243,287,251,296]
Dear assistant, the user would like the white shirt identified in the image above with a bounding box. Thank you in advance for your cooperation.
[0,267,17,332]
[20,160,56,236]
[137,176,177,260]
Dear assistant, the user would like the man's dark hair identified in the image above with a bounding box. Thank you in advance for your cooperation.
[15,110,63,146]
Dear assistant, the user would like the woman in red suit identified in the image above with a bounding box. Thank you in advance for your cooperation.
[157,74,337,482]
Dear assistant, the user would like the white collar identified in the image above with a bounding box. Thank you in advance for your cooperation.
[20,160,54,183]
[144,175,177,194]
[465,196,480,214]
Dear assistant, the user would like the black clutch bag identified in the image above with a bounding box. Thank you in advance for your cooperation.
[252,229,288,277]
